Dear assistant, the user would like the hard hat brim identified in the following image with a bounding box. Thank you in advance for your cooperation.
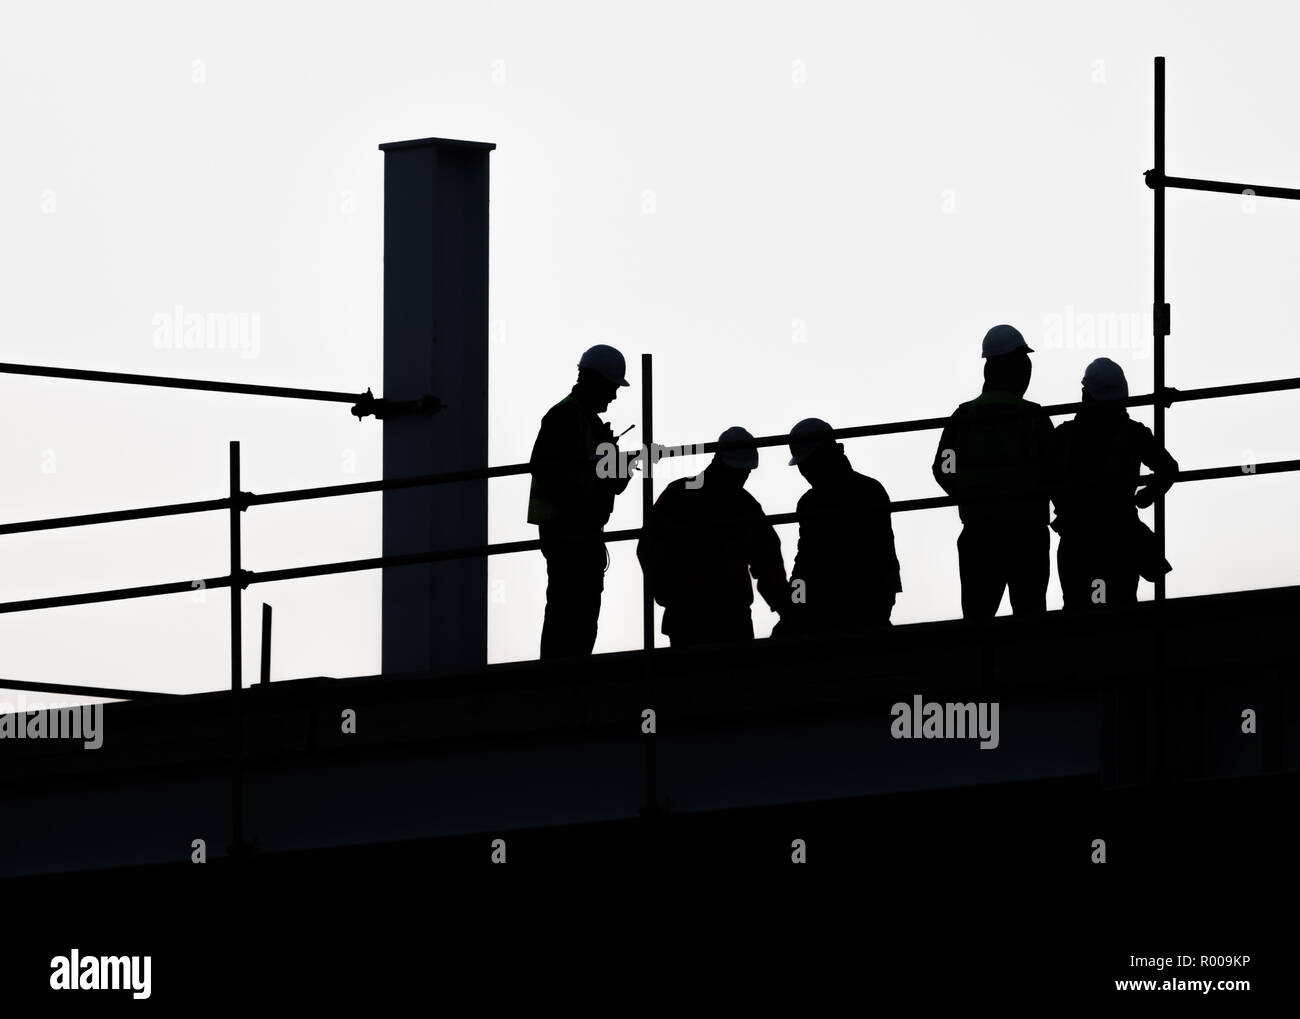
[576,362,631,386]
[981,343,1034,358]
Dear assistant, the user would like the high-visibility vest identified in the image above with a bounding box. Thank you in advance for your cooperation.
[527,393,604,527]
[935,390,1054,524]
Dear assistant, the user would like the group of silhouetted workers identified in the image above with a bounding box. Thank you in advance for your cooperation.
[527,325,1178,657]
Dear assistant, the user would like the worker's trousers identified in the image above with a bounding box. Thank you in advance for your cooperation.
[1057,534,1140,610]
[957,521,1049,619]
[771,595,894,637]
[539,527,607,659]
[665,606,754,647]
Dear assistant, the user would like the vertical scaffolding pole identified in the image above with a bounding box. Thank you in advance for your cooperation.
[230,441,245,855]
[259,603,272,685]
[641,353,654,653]
[640,354,659,820]
[1153,56,1168,603]
[1150,58,1169,784]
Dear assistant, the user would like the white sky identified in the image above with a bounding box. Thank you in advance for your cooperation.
[2,0,1298,703]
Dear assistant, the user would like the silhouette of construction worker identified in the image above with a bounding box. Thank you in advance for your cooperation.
[776,418,901,634]
[1052,358,1177,609]
[636,427,788,646]
[932,325,1055,619]
[527,345,638,658]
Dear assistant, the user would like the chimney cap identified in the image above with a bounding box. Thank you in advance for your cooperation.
[378,136,497,152]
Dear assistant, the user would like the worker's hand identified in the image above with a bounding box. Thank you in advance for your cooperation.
[605,450,632,493]
[1134,487,1155,509]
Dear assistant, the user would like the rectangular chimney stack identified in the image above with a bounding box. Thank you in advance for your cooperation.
[378,136,495,675]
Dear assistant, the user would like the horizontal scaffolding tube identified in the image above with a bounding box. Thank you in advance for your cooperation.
[118,374,1300,515]
[2,375,1299,537]
[0,443,1285,704]
[0,362,367,405]
[248,461,533,508]
[0,575,230,615]
[253,456,1300,569]
[685,376,1300,457]
[1175,459,1300,482]
[247,374,1300,487]
[1145,172,1300,202]
[0,677,178,700]
[0,497,231,536]
[0,449,1292,705]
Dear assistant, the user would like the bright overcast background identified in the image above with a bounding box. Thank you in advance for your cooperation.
[3,0,1298,705]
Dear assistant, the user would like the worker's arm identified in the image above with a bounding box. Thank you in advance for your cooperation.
[1036,411,1059,505]
[744,497,789,616]
[854,480,900,623]
[637,484,686,607]
[594,421,638,498]
[607,466,634,496]
[635,501,659,602]
[785,488,818,613]
[871,479,903,595]
[1134,425,1179,508]
[1047,420,1070,524]
[788,489,813,582]
[931,415,962,496]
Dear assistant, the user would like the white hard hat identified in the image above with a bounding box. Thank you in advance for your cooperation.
[981,324,1034,358]
[787,418,834,466]
[1082,357,1128,401]
[715,426,759,470]
[577,344,630,387]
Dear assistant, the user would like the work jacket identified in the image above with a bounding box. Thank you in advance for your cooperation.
[790,460,902,622]
[1051,404,1178,537]
[527,389,627,532]
[932,390,1056,526]
[637,473,787,636]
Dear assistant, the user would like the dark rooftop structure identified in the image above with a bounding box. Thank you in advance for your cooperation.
[3,582,1298,878]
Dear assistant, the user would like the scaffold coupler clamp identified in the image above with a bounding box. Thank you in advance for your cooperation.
[351,388,446,420]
